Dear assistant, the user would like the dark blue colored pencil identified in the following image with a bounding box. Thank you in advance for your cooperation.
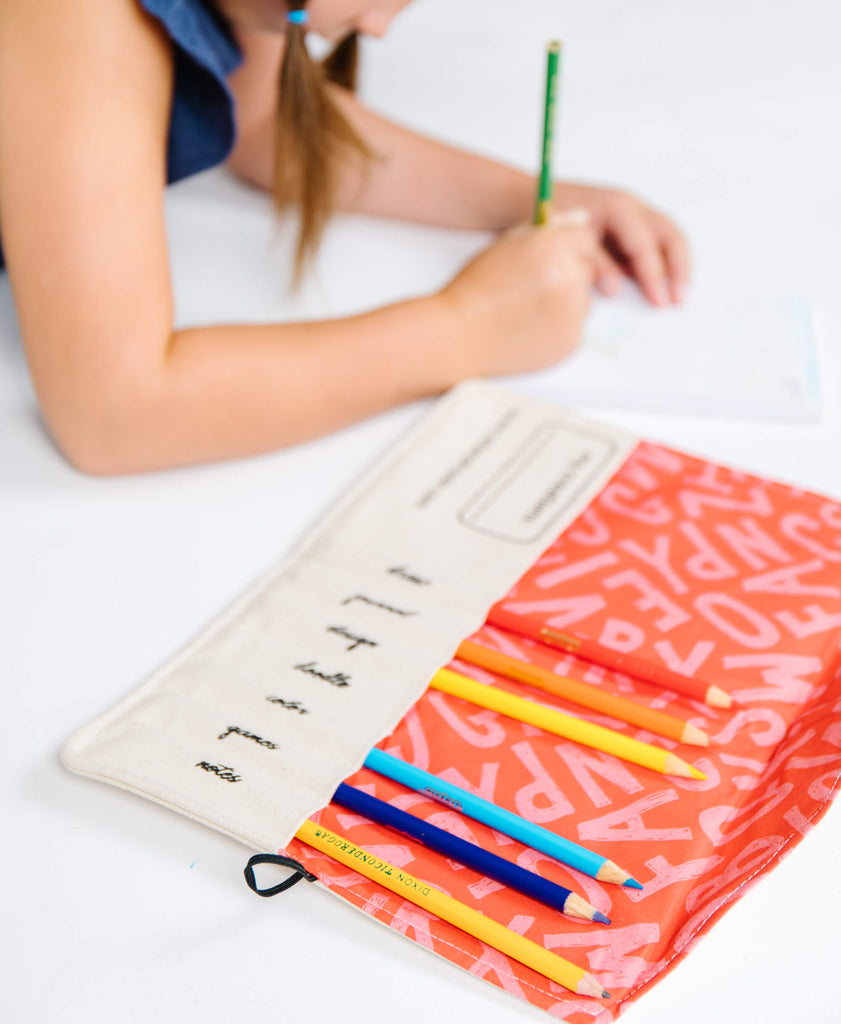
[332,782,610,924]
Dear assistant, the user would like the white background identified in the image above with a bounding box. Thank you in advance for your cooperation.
[2,1,840,1021]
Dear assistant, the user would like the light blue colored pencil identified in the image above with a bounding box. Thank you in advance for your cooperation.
[363,747,641,888]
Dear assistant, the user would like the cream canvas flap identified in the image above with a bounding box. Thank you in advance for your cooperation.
[61,381,638,853]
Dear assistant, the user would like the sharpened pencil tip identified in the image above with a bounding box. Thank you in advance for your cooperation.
[602,990,611,999]
[706,685,733,709]
[664,753,707,779]
[594,911,611,925]
[624,878,643,889]
[682,723,710,747]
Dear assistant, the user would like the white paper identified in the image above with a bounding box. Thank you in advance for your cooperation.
[511,287,821,421]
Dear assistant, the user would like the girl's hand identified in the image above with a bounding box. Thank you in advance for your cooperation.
[440,210,598,379]
[553,183,690,306]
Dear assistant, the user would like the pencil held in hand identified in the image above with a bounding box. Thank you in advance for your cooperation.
[535,41,561,225]
[296,819,611,999]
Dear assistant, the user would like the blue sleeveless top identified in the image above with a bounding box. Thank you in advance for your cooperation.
[141,0,243,183]
[0,0,242,268]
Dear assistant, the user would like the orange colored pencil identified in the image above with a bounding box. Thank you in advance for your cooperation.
[456,639,709,746]
[487,605,733,709]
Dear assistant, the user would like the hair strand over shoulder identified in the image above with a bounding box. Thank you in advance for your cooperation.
[274,2,371,279]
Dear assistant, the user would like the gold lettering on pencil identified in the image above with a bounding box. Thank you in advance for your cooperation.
[540,628,581,651]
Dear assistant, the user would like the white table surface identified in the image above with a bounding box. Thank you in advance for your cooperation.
[3,1,840,1021]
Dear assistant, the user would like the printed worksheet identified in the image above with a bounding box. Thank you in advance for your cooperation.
[513,287,821,420]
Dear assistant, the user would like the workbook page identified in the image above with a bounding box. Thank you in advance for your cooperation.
[513,287,820,421]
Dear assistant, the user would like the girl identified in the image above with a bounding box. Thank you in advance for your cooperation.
[0,0,689,474]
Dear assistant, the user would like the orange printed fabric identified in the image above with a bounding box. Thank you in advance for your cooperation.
[285,441,841,1021]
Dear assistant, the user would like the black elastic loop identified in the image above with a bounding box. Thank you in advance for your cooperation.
[244,854,317,897]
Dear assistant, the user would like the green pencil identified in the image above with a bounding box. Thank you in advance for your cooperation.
[535,40,562,225]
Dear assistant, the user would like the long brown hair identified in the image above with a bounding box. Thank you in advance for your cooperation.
[275,3,371,275]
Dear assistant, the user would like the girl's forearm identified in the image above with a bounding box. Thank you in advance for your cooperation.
[59,294,462,475]
[327,87,536,230]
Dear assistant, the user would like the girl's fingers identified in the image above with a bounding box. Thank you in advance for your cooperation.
[551,207,591,227]
[653,211,691,303]
[504,207,589,241]
[594,248,625,296]
[608,208,670,306]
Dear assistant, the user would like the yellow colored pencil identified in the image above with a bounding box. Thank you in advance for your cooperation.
[430,668,706,780]
[296,819,610,999]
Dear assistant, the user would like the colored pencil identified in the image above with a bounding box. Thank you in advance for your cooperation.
[295,819,611,998]
[333,782,610,923]
[430,668,706,780]
[535,41,561,225]
[456,638,709,746]
[487,605,733,709]
[364,747,641,888]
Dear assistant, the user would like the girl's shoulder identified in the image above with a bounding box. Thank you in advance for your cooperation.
[138,0,244,182]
